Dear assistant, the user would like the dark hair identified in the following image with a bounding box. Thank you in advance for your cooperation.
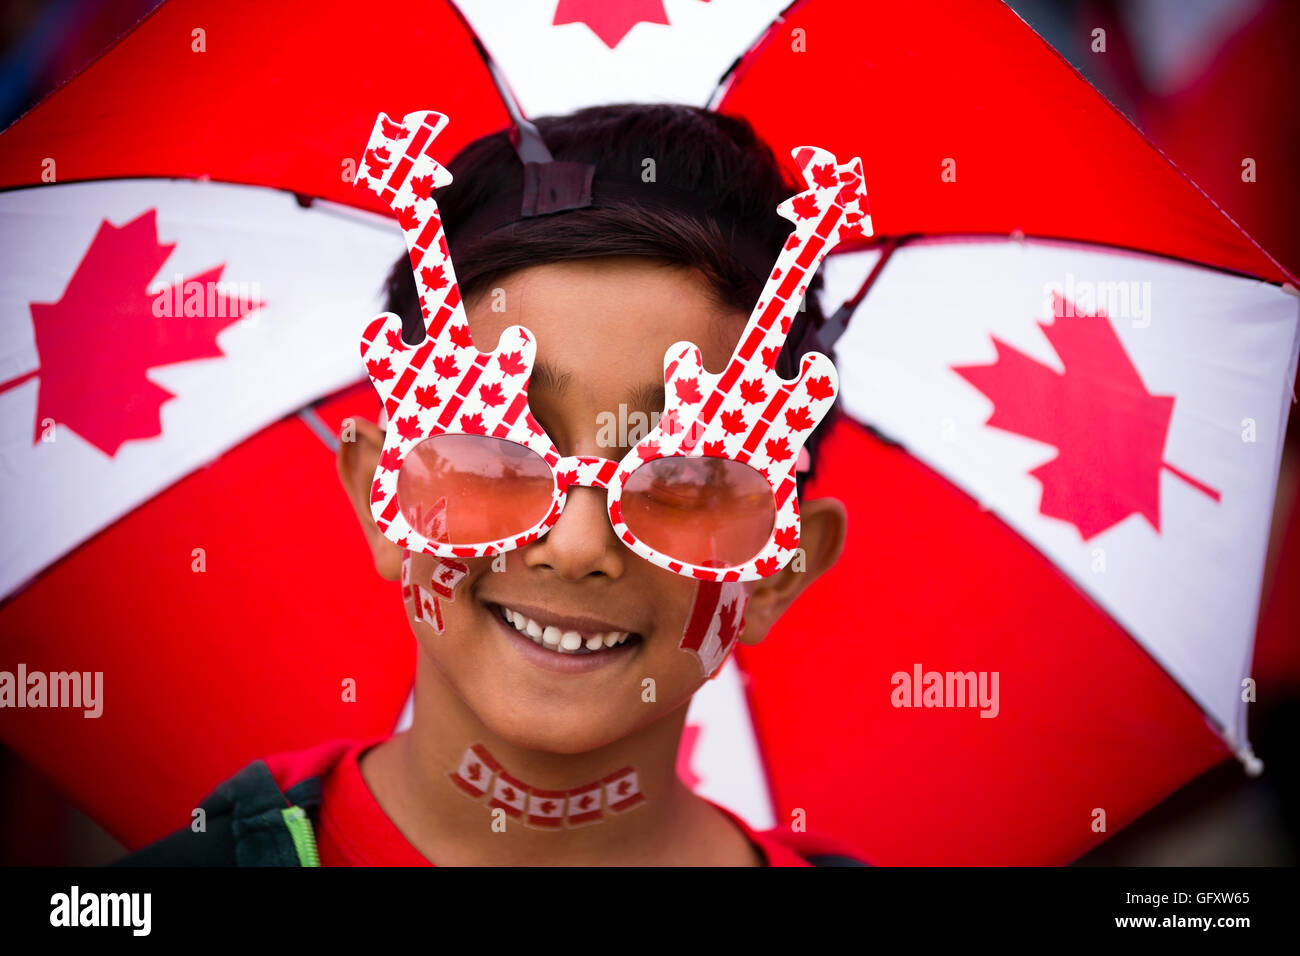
[381,103,836,491]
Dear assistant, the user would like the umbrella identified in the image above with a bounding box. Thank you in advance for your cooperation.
[2,0,1296,864]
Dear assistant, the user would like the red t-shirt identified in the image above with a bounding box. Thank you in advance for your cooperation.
[261,735,852,867]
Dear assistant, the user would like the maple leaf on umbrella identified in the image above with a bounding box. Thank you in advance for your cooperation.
[552,0,673,49]
[448,323,473,348]
[14,210,260,456]
[952,293,1220,540]
[478,381,505,406]
[739,378,767,404]
[498,351,526,376]
[790,193,820,220]
[720,409,746,435]
[674,376,702,405]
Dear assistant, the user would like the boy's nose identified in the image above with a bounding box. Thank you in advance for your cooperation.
[525,481,625,580]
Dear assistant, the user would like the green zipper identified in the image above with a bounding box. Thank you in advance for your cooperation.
[281,805,320,867]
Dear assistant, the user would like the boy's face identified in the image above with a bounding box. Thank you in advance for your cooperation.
[341,258,845,754]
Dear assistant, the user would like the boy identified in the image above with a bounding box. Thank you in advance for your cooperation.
[118,103,859,866]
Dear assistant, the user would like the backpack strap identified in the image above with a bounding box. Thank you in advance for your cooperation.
[113,760,323,867]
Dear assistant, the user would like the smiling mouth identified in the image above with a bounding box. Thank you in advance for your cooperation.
[488,602,644,656]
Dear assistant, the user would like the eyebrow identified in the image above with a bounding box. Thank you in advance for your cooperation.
[531,358,665,417]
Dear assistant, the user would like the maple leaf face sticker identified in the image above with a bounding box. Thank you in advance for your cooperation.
[952,293,1220,541]
[7,209,261,456]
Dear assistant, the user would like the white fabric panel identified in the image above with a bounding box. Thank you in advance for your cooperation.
[0,179,404,598]
[455,0,787,117]
[823,239,1300,749]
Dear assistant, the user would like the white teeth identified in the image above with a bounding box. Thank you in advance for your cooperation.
[497,605,636,656]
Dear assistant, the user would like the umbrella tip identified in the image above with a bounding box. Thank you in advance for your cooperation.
[1235,742,1264,777]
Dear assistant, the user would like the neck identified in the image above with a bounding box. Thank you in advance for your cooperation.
[365,651,703,866]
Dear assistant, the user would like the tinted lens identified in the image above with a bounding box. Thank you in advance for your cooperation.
[621,455,775,568]
[397,434,553,546]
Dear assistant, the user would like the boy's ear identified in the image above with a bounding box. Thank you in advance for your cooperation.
[738,496,847,646]
[336,417,403,581]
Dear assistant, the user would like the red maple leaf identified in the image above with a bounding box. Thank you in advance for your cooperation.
[761,346,780,369]
[379,116,406,139]
[558,469,578,490]
[378,446,403,472]
[784,405,814,431]
[810,162,837,188]
[393,205,420,231]
[637,439,661,460]
[739,378,767,404]
[717,599,742,647]
[616,781,631,796]
[460,412,485,433]
[413,385,439,409]
[395,415,422,442]
[499,786,516,802]
[755,556,779,576]
[478,381,505,406]
[366,357,395,383]
[703,439,726,457]
[553,0,670,48]
[466,763,481,781]
[14,210,260,456]
[660,408,682,436]
[952,293,1220,540]
[674,376,703,404]
[790,193,820,220]
[432,354,458,379]
[409,173,434,199]
[577,795,594,809]
[440,567,456,582]
[448,323,472,347]
[774,525,799,550]
[498,351,526,375]
[765,436,792,462]
[370,478,385,505]
[421,264,448,291]
[805,375,833,400]
[385,328,407,351]
[540,800,557,814]
[720,409,746,435]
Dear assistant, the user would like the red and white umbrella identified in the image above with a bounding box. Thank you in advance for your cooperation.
[0,0,1295,864]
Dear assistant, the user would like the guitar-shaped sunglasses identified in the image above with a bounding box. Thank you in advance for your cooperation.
[357,110,870,583]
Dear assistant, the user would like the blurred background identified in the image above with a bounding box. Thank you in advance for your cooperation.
[0,0,1296,865]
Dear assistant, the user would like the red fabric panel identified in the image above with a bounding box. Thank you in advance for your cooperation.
[737,416,1230,865]
[0,0,508,218]
[718,0,1293,285]
[0,383,414,851]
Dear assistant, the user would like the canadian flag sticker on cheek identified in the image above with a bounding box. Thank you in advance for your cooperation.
[679,580,749,678]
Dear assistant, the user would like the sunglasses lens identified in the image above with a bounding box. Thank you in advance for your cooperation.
[622,455,776,569]
[397,434,553,546]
